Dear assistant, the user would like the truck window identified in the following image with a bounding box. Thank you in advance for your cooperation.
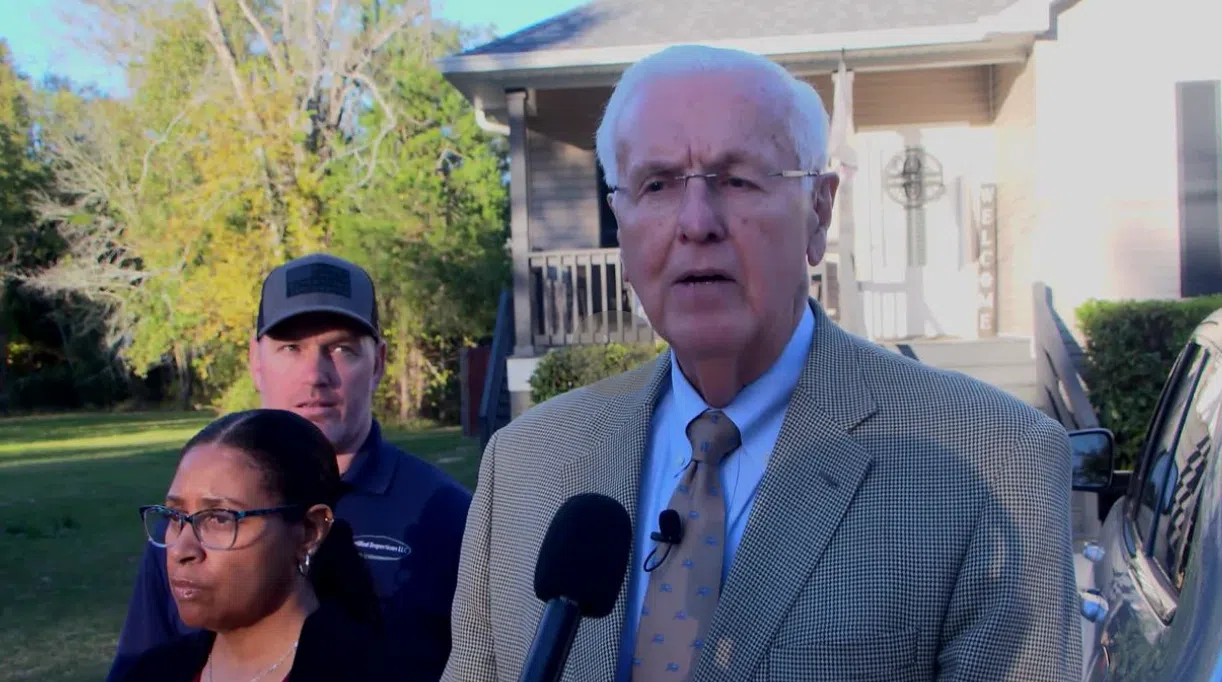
[1134,346,1207,547]
[1152,353,1221,590]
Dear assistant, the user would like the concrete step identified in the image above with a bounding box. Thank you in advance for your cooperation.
[935,363,1037,388]
[876,337,1040,406]
[880,336,1034,368]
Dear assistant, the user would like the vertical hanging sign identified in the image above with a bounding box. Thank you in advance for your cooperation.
[976,183,998,337]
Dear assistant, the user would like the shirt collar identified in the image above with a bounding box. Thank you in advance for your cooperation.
[669,304,816,441]
[341,419,397,496]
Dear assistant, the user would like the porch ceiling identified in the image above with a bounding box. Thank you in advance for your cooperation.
[527,87,611,150]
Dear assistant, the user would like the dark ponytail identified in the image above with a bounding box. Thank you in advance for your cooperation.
[181,409,382,628]
[308,517,382,628]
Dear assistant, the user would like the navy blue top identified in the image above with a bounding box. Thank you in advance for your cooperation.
[106,420,471,682]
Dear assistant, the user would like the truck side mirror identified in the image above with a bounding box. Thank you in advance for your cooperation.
[1069,427,1115,492]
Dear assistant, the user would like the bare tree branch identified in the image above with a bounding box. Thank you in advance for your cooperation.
[203,0,290,255]
[300,0,321,117]
[203,0,260,132]
[344,2,425,81]
[22,194,148,304]
[343,70,396,191]
[235,0,288,80]
[282,0,295,71]
[135,102,193,197]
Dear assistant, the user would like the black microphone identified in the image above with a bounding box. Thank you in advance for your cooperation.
[518,493,633,682]
[644,509,684,572]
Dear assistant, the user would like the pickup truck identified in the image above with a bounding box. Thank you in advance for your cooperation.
[1071,309,1222,681]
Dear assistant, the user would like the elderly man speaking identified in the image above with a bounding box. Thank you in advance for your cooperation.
[442,45,1081,682]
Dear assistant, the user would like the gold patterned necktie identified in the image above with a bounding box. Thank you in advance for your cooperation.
[632,409,742,680]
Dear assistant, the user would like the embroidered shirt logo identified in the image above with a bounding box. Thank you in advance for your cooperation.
[352,535,412,561]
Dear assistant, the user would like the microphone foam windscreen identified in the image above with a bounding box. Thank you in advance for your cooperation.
[533,492,633,618]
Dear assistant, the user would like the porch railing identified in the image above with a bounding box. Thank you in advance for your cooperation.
[1032,281,1098,431]
[478,288,513,450]
[528,248,656,347]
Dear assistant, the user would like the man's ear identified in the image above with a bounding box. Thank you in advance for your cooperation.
[248,335,265,394]
[372,337,388,385]
[608,194,632,286]
[807,172,840,266]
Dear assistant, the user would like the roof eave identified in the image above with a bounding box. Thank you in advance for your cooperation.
[437,14,1050,75]
[441,31,1037,114]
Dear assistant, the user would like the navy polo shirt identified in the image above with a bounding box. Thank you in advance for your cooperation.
[106,420,471,682]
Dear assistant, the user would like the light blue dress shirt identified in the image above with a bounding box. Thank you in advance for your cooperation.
[614,305,815,681]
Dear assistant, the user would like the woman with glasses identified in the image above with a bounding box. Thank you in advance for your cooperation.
[116,408,399,682]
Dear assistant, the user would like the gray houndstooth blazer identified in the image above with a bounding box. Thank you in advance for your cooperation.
[442,301,1082,682]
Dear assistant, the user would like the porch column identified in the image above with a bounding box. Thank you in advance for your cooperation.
[827,59,866,337]
[507,88,534,357]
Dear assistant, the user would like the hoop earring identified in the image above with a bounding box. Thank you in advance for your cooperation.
[298,552,312,576]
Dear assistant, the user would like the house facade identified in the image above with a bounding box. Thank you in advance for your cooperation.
[440,0,1221,419]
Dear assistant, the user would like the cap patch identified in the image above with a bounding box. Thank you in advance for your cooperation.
[286,263,351,299]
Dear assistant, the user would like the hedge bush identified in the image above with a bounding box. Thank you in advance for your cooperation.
[1077,294,1222,469]
[530,342,667,404]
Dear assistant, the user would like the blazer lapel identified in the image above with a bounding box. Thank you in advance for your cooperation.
[694,303,879,682]
[557,350,672,682]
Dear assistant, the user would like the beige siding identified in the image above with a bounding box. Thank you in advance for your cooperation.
[527,130,601,251]
[804,66,992,129]
[993,60,1038,336]
[523,66,992,277]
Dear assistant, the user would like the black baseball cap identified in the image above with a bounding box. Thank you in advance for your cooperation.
[256,253,380,339]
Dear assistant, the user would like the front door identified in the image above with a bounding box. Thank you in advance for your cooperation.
[845,127,990,341]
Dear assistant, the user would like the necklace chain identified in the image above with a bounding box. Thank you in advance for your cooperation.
[207,640,298,682]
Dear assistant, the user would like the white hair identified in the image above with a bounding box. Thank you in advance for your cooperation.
[594,44,830,189]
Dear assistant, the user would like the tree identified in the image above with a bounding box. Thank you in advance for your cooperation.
[329,26,509,421]
[27,2,509,419]
[0,40,57,402]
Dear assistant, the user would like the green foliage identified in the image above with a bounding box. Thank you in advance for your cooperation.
[326,27,509,422]
[0,40,52,260]
[1077,295,1222,468]
[530,342,667,405]
[0,40,137,412]
[19,9,509,421]
[215,372,261,415]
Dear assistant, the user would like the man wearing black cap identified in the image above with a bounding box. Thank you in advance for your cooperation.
[107,253,472,682]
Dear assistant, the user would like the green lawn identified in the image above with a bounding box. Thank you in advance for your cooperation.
[0,411,481,682]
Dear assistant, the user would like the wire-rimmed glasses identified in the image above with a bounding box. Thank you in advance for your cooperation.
[608,169,821,219]
[139,504,304,551]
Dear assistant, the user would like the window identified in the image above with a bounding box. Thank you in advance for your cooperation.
[1133,345,1206,544]
[1152,352,1222,590]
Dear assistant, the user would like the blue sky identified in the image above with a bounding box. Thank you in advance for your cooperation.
[0,0,585,96]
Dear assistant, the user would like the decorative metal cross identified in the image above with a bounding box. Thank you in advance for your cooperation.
[885,147,946,267]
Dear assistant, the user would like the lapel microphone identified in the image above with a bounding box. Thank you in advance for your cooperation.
[643,509,684,572]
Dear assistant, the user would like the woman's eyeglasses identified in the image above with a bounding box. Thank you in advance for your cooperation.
[139,504,304,551]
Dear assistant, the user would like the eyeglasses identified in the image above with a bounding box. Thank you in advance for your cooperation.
[139,504,305,551]
[608,169,821,219]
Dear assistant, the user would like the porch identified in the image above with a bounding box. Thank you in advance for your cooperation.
[451,40,1066,427]
[482,62,1032,357]
[515,243,1039,404]
[519,246,840,349]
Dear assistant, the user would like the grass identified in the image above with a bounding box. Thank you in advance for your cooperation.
[0,411,482,682]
